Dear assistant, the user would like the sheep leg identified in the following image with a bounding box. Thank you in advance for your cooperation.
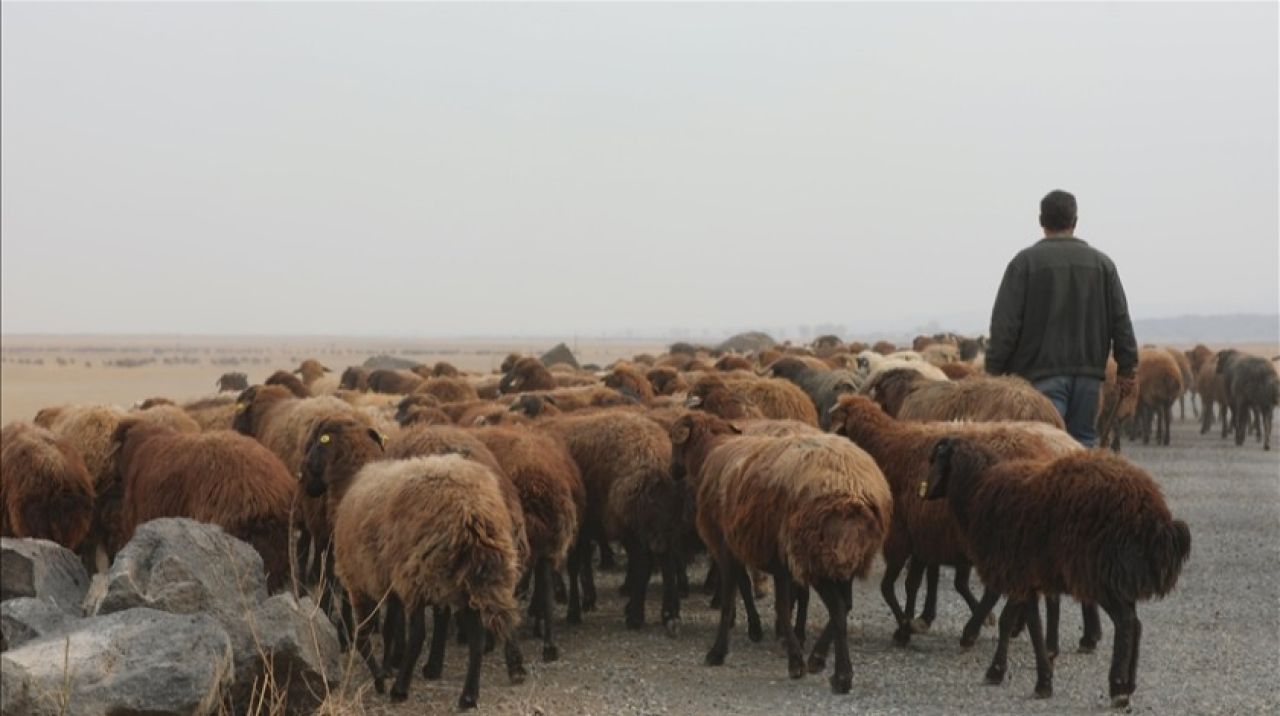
[390,604,426,702]
[735,564,763,643]
[895,559,925,645]
[1263,409,1273,451]
[422,606,449,680]
[623,537,651,629]
[952,564,986,620]
[566,541,584,625]
[1164,403,1174,445]
[1080,602,1102,652]
[677,561,690,599]
[294,527,312,589]
[537,559,559,661]
[705,553,738,666]
[773,571,806,679]
[1127,608,1142,698]
[516,565,533,602]
[503,637,527,684]
[879,553,908,631]
[380,595,404,675]
[1099,600,1138,707]
[351,597,385,694]
[660,551,683,637]
[580,535,598,614]
[985,598,1024,685]
[961,588,1000,647]
[807,620,833,674]
[598,538,618,570]
[1025,596,1053,698]
[528,564,546,637]
[703,560,720,596]
[1235,402,1248,446]
[914,563,941,633]
[458,607,484,710]
[552,569,568,604]
[1200,401,1214,434]
[815,580,852,694]
[794,585,809,647]
[1043,594,1059,659]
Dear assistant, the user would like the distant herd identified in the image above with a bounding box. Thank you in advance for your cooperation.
[2,333,1275,709]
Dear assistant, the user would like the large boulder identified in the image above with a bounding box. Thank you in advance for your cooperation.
[539,343,580,370]
[716,331,777,354]
[0,608,234,716]
[229,594,342,713]
[0,538,90,614]
[0,598,80,652]
[89,518,267,623]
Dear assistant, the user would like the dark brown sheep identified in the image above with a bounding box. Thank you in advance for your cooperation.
[826,395,1081,646]
[182,395,240,432]
[431,361,461,378]
[872,341,897,356]
[415,376,481,405]
[0,422,95,549]
[646,367,691,397]
[714,354,753,372]
[860,368,930,418]
[394,393,443,424]
[671,412,892,692]
[399,406,454,427]
[602,363,656,403]
[1164,347,1195,420]
[898,374,1065,429]
[1219,353,1278,450]
[924,439,1191,706]
[216,372,250,393]
[472,426,585,661]
[339,366,370,391]
[265,369,312,398]
[539,410,682,633]
[500,357,558,394]
[111,419,296,590]
[1137,348,1183,446]
[367,369,424,394]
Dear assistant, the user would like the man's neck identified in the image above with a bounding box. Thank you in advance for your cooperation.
[1043,230,1075,240]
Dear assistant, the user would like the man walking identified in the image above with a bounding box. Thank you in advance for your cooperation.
[984,189,1139,447]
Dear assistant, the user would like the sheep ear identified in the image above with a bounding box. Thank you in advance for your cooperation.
[368,428,386,450]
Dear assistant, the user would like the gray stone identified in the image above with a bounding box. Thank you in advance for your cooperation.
[0,598,79,652]
[227,594,342,714]
[715,331,777,354]
[0,608,233,716]
[0,538,90,614]
[89,518,267,623]
[540,343,580,370]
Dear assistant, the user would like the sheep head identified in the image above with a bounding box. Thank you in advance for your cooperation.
[301,417,386,498]
[668,411,739,482]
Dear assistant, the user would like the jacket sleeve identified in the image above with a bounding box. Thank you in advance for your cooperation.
[1107,262,1139,377]
[985,255,1027,376]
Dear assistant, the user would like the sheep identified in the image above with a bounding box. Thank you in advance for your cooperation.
[939,362,977,381]
[301,419,520,708]
[923,438,1191,706]
[1194,352,1229,436]
[714,354,753,372]
[872,341,897,355]
[505,394,563,420]
[294,359,333,386]
[135,397,175,409]
[539,410,683,633]
[921,343,960,367]
[131,403,203,434]
[180,395,241,432]
[110,419,295,590]
[670,413,892,693]
[394,394,442,423]
[415,376,480,404]
[216,372,249,392]
[647,367,691,397]
[367,369,424,395]
[826,395,1083,647]
[429,361,461,378]
[471,426,586,661]
[1220,353,1279,450]
[1098,359,1140,452]
[1136,348,1183,446]
[686,374,820,427]
[339,366,370,391]
[1164,347,1196,420]
[766,356,860,429]
[265,369,312,398]
[500,357,558,394]
[860,357,949,392]
[399,406,455,427]
[898,374,1065,429]
[0,422,94,549]
[603,363,656,403]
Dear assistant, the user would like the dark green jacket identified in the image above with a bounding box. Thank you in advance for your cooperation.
[985,236,1138,382]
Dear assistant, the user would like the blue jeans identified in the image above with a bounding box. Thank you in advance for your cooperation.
[1033,375,1102,448]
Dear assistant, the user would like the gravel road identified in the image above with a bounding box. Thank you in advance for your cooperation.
[362,417,1279,715]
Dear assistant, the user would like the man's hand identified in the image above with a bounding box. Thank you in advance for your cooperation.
[1116,372,1138,401]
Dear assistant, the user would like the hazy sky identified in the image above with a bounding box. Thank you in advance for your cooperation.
[2,2,1276,338]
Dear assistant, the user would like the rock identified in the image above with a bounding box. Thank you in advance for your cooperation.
[540,343,580,370]
[0,598,80,652]
[227,593,342,714]
[89,518,267,623]
[0,608,234,716]
[716,331,777,354]
[0,538,90,614]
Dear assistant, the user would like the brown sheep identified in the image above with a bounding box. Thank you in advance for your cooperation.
[294,359,332,385]
[499,353,525,374]
[672,412,891,693]
[367,369,424,395]
[339,366,371,391]
[472,426,585,661]
[1164,347,1195,420]
[216,372,249,392]
[302,419,520,708]
[872,341,897,355]
[714,354,753,372]
[132,404,203,434]
[898,374,1066,429]
[1098,359,1140,452]
[1194,352,1229,437]
[861,368,931,418]
[0,422,95,549]
[505,394,563,420]
[1136,348,1183,446]
[414,376,481,405]
[603,364,656,403]
[687,374,819,427]
[826,395,1083,647]
[135,397,175,409]
[500,357,558,394]
[924,439,1190,706]
[265,370,312,398]
[939,362,977,381]
[431,361,461,378]
[394,393,443,423]
[399,406,455,427]
[539,410,682,633]
[181,395,240,431]
[111,419,295,590]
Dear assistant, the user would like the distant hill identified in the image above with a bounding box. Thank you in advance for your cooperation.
[1132,314,1278,345]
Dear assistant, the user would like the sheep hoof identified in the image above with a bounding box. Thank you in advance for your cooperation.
[664,618,681,638]
[984,665,1006,685]
[829,673,852,695]
[373,678,386,695]
[566,610,582,626]
[960,625,980,648]
[508,667,527,685]
[390,686,409,703]
[625,612,645,630]
[806,654,826,674]
[422,662,443,680]
[910,618,931,634]
[1034,682,1053,699]
[705,648,726,666]
[1078,639,1097,654]
[892,625,912,646]
[542,644,560,662]
[787,656,805,680]
[1110,694,1130,709]
[531,621,544,639]
[458,694,478,710]
[748,623,764,643]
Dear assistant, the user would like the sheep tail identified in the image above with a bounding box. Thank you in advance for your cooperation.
[791,497,889,584]
[455,513,520,641]
[1148,518,1192,598]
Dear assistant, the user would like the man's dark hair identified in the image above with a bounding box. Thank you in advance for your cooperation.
[1039,190,1077,232]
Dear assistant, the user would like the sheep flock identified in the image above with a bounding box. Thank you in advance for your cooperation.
[4,333,1277,711]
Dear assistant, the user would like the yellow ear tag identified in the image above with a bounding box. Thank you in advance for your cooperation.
[918,481,927,498]
[377,432,388,446]
[319,434,330,444]
[235,404,246,413]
